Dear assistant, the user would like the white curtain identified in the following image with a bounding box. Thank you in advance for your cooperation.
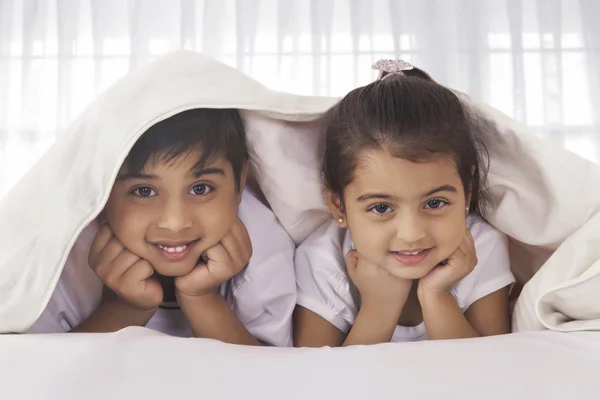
[1,0,599,197]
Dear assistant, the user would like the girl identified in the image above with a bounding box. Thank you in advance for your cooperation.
[294,60,515,346]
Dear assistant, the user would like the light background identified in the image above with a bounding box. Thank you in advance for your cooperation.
[1,0,599,197]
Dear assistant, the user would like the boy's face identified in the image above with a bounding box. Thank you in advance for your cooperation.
[104,150,246,277]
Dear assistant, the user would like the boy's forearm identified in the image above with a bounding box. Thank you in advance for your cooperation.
[418,289,480,340]
[342,299,405,346]
[178,291,261,346]
[70,297,155,333]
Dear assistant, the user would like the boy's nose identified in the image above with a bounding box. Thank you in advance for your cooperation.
[156,200,193,232]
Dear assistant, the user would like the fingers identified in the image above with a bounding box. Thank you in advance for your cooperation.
[216,218,252,272]
[449,228,477,274]
[99,249,142,288]
[346,249,359,264]
[226,218,253,261]
[204,242,236,276]
[346,249,359,271]
[120,260,163,308]
[465,229,478,267]
[177,249,228,294]
[450,228,472,258]
[465,229,476,254]
[459,229,476,259]
[88,223,115,266]
[90,238,125,275]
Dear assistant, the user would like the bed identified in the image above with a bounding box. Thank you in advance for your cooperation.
[1,51,599,399]
[2,327,599,399]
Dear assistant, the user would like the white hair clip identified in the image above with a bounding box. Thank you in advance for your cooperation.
[372,59,414,80]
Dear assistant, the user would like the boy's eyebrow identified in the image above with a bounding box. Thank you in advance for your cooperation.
[421,185,458,197]
[117,172,157,181]
[192,167,226,178]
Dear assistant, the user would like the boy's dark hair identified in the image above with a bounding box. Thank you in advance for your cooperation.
[323,67,490,216]
[123,108,248,191]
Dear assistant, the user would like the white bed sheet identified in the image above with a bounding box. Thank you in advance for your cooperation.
[1,327,598,400]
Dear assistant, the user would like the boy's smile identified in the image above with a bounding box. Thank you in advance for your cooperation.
[104,149,244,277]
[151,239,199,261]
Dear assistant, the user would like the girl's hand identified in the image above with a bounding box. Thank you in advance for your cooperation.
[347,250,412,305]
[175,218,252,298]
[89,223,163,311]
[418,229,477,294]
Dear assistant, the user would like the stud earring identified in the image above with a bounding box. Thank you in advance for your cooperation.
[465,207,470,214]
[337,217,344,224]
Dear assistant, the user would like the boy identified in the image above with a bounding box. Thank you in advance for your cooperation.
[29,108,296,346]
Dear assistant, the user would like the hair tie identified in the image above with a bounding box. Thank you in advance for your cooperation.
[372,59,414,81]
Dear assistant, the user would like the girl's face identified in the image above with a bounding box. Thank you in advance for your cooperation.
[329,149,469,280]
[104,150,245,277]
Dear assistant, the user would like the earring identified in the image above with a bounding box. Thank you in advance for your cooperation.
[337,217,344,224]
[465,207,470,214]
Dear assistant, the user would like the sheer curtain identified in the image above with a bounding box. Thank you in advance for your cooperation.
[1,0,599,197]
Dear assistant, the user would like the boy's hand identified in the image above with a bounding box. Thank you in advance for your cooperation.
[175,218,253,297]
[89,223,163,311]
[347,250,412,305]
[418,229,477,295]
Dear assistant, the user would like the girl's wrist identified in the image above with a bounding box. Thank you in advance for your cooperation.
[361,294,405,319]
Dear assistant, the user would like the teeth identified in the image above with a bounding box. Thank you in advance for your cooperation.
[158,244,187,253]
[399,250,421,256]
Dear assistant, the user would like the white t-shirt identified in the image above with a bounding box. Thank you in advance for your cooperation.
[28,189,297,347]
[295,216,515,342]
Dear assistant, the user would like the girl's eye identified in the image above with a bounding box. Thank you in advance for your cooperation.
[369,204,392,214]
[189,184,212,196]
[133,186,156,198]
[424,199,447,210]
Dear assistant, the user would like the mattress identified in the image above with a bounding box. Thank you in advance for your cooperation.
[1,327,598,400]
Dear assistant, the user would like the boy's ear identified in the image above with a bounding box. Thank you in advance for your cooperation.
[237,161,250,203]
[326,189,347,228]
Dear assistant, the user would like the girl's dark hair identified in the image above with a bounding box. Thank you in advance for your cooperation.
[123,108,248,191]
[323,67,489,215]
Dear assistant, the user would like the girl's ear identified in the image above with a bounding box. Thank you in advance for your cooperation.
[326,189,347,228]
[466,166,476,213]
[466,194,472,215]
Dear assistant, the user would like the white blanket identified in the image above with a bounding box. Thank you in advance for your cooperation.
[1,50,599,333]
[1,327,599,400]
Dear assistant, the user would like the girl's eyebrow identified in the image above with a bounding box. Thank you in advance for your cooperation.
[356,193,395,202]
[421,185,458,197]
[356,185,458,202]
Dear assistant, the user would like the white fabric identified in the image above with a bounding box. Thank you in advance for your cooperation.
[295,217,515,341]
[1,327,599,400]
[1,50,600,335]
[27,189,296,347]
[3,1,600,200]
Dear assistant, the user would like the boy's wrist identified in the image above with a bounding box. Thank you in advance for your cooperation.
[177,289,222,310]
[417,286,455,309]
[99,296,157,328]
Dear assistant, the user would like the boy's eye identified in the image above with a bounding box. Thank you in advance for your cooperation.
[133,186,156,198]
[369,204,392,214]
[424,199,447,209]
[190,184,212,196]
